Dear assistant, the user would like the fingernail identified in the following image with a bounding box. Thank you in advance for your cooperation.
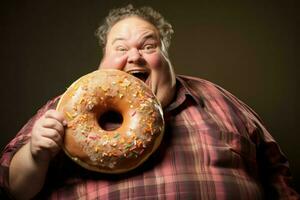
[63,120,67,126]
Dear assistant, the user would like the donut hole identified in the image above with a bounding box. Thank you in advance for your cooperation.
[98,110,123,131]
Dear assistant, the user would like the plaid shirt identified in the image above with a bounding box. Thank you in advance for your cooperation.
[0,75,298,199]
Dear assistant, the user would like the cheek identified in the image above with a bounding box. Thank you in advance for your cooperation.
[100,54,127,70]
[145,53,164,70]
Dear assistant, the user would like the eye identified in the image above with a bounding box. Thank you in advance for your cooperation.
[141,44,156,53]
[116,45,128,52]
[144,44,154,49]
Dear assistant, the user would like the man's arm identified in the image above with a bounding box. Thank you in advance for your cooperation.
[9,110,66,200]
[9,143,50,200]
[213,83,299,198]
[256,126,299,199]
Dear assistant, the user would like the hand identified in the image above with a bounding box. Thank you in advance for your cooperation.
[30,109,66,163]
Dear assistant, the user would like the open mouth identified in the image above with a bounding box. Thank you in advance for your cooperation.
[126,69,155,96]
[127,70,149,83]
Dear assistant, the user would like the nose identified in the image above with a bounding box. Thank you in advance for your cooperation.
[127,48,143,64]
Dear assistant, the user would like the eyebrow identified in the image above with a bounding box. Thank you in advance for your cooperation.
[111,37,126,45]
[140,34,159,43]
[111,33,158,45]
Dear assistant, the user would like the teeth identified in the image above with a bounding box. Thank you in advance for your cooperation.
[128,70,147,75]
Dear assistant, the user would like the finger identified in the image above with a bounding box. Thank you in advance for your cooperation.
[42,118,65,133]
[34,136,60,151]
[41,137,61,155]
[44,109,67,126]
[40,128,64,146]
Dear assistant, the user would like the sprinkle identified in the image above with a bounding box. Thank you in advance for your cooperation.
[121,79,131,87]
[139,149,145,155]
[94,147,99,153]
[73,84,79,90]
[131,111,136,117]
[120,138,125,144]
[65,111,74,120]
[112,152,119,157]
[127,152,134,158]
[125,143,133,149]
[87,102,94,110]
[81,132,88,137]
[102,135,108,140]
[89,135,98,140]
[131,134,137,140]
[79,98,84,104]
[102,152,108,156]
[137,140,143,148]
[101,85,109,92]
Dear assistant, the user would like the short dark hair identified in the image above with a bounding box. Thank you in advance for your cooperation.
[95,4,174,52]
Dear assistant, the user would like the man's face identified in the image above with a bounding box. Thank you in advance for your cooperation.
[99,17,176,108]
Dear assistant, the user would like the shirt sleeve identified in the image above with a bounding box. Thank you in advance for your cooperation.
[0,96,60,195]
[252,113,299,199]
[216,85,299,199]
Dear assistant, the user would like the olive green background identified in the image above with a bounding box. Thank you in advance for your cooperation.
[1,0,298,192]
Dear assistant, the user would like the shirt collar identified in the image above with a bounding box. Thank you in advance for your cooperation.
[164,75,204,113]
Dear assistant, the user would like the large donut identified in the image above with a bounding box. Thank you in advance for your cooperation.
[56,69,164,173]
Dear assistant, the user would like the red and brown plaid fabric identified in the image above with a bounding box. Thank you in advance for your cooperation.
[0,75,298,199]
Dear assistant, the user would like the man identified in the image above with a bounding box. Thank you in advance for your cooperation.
[0,4,299,200]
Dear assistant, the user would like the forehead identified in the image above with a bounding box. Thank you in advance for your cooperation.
[107,16,159,42]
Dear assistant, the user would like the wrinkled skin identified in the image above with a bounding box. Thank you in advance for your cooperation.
[99,16,176,108]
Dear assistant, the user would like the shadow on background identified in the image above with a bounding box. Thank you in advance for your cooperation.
[0,0,298,192]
